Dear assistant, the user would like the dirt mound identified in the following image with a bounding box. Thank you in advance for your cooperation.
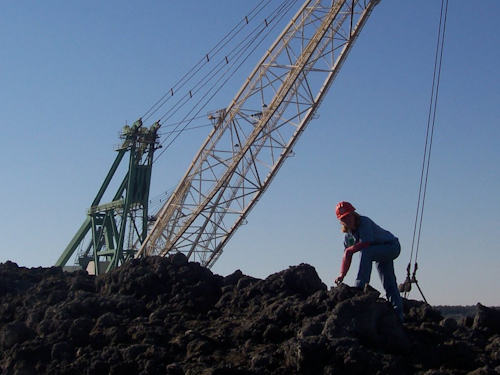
[1,256,499,374]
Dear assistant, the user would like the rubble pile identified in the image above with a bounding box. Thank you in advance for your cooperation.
[1,255,499,374]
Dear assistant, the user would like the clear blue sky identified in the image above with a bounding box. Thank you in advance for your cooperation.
[1,1,499,306]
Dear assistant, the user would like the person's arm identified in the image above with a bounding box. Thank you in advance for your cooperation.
[335,241,371,284]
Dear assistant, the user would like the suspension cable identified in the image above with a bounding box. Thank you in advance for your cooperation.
[401,0,449,302]
[157,122,212,137]
[160,0,295,125]
[142,0,275,122]
[155,0,295,126]
[153,0,298,161]
[158,114,207,129]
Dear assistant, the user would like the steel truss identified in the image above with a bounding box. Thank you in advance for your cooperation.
[137,0,380,267]
[56,120,161,273]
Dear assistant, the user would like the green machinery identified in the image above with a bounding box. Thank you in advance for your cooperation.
[55,119,161,274]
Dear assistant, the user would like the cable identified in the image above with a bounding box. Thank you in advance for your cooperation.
[414,0,449,262]
[156,0,295,126]
[153,0,298,161]
[142,0,275,123]
[402,0,449,302]
[142,0,270,121]
[158,123,212,137]
[159,114,208,128]
[144,0,295,155]
[152,0,297,160]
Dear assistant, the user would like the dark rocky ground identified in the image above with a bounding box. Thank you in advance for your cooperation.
[1,255,499,375]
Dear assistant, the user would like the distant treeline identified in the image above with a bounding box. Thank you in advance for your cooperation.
[433,305,500,319]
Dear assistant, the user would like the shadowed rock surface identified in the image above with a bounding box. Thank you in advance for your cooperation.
[1,256,499,374]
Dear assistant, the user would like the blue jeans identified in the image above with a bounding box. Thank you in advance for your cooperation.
[354,240,403,321]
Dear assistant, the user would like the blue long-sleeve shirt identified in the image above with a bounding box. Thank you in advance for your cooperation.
[340,215,398,277]
[345,215,397,248]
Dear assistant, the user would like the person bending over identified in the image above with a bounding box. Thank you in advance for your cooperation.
[334,201,403,321]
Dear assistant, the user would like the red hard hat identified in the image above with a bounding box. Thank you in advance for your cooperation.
[335,201,355,219]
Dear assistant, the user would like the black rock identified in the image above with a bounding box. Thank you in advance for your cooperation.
[0,321,35,349]
[1,258,499,375]
[474,304,500,334]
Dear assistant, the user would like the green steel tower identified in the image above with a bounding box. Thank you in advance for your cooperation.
[55,119,161,274]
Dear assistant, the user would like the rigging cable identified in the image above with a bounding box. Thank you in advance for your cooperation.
[153,0,299,161]
[156,0,298,158]
[141,0,296,159]
[400,0,449,303]
[159,0,295,125]
[157,122,212,137]
[141,0,275,123]
[155,0,296,129]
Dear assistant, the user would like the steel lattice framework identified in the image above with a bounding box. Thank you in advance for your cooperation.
[137,0,380,267]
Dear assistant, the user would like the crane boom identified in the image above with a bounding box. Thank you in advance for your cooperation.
[137,0,380,267]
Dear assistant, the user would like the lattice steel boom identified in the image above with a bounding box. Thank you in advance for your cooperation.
[137,0,380,267]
